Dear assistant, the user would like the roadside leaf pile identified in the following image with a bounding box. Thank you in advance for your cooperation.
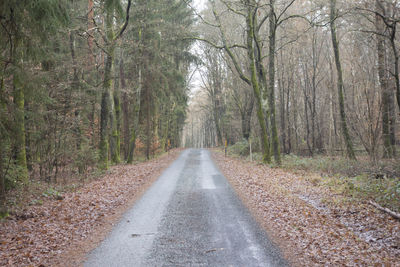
[213,152,400,266]
[0,150,181,266]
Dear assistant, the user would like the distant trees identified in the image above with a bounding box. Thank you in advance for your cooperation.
[185,0,400,163]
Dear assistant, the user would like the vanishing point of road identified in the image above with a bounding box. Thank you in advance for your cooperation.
[85,149,288,267]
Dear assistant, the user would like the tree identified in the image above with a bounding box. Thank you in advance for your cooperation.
[98,0,132,169]
[374,0,396,158]
[329,0,357,160]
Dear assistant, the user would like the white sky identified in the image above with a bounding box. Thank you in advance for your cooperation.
[188,0,208,100]
[193,0,207,12]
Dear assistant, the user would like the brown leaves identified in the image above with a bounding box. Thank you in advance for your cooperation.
[0,150,181,267]
[213,152,400,266]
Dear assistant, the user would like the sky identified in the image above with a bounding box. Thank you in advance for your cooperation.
[188,0,208,100]
[193,0,207,12]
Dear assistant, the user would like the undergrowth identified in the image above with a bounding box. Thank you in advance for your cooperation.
[279,154,400,211]
[225,144,400,213]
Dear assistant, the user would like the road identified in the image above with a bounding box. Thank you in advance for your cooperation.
[85,149,288,267]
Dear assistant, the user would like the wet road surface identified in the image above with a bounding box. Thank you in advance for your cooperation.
[85,149,288,267]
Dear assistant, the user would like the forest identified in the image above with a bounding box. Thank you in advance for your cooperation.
[0,0,195,215]
[1,0,400,266]
[0,0,399,215]
[183,0,400,206]
[185,0,400,162]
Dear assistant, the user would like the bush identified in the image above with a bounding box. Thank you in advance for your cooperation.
[4,160,26,190]
[229,139,250,156]
[74,143,98,174]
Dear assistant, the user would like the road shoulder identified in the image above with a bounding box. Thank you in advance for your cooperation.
[212,151,399,266]
[0,150,182,267]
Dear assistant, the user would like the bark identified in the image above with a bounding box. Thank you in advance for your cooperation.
[145,78,151,160]
[387,16,397,156]
[127,68,142,164]
[120,59,130,160]
[329,0,356,160]
[0,97,6,215]
[386,5,400,114]
[0,76,5,212]
[87,0,95,66]
[13,71,29,183]
[69,31,83,173]
[241,97,254,141]
[286,82,292,153]
[390,28,400,114]
[376,0,394,158]
[268,0,281,164]
[212,67,223,146]
[213,100,223,146]
[99,53,113,170]
[303,74,313,156]
[279,77,286,153]
[111,61,121,164]
[246,2,271,163]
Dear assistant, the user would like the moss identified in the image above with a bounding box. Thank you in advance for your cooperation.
[99,139,109,170]
[0,210,9,219]
[111,129,121,164]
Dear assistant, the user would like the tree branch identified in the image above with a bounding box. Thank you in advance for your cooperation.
[114,0,132,41]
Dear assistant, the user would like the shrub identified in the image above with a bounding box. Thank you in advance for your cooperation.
[229,139,250,156]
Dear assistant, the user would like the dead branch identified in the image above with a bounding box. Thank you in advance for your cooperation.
[369,200,400,221]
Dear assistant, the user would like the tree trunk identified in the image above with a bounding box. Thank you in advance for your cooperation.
[87,0,94,66]
[279,76,287,154]
[13,71,29,183]
[246,2,271,163]
[268,0,281,164]
[127,68,142,164]
[241,98,253,141]
[145,79,151,160]
[99,52,113,169]
[0,88,6,216]
[120,58,130,160]
[111,58,121,164]
[213,95,223,146]
[286,82,292,153]
[376,0,394,158]
[330,0,356,160]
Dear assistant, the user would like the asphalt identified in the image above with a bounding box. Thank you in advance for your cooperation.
[84,149,288,267]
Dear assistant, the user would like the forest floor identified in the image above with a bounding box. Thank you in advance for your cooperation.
[213,150,400,266]
[0,149,182,266]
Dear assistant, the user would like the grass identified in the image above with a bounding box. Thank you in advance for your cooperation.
[224,144,400,213]
[281,154,400,212]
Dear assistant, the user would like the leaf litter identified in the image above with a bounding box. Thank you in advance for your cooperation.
[0,150,182,267]
[213,151,400,266]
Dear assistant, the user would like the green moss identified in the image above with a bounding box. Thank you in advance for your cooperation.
[0,210,9,219]
[99,139,109,170]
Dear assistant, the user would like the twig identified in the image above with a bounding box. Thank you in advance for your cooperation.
[369,200,400,221]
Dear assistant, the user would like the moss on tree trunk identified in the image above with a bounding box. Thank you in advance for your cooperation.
[330,0,356,160]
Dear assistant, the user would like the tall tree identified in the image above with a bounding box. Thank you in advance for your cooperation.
[375,0,396,158]
[329,0,356,160]
[98,0,131,169]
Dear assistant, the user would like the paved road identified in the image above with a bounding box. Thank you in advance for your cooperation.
[85,149,288,267]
